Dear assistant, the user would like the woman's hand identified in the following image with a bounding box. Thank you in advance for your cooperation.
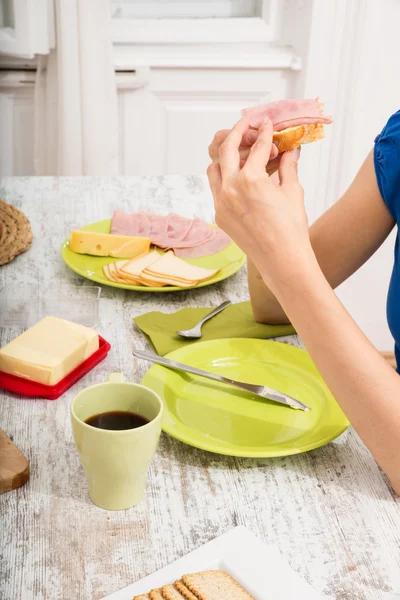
[207,117,311,288]
[208,125,281,176]
[209,119,400,495]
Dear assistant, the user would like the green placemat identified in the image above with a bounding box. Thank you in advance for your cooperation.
[134,300,295,356]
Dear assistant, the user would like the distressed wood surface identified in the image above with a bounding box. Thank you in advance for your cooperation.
[0,177,400,600]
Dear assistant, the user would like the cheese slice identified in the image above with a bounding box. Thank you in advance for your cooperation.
[104,262,148,286]
[109,263,139,283]
[144,251,218,283]
[70,230,150,259]
[139,272,198,287]
[101,248,218,289]
[103,263,137,285]
[136,274,167,287]
[113,261,137,280]
[121,251,161,277]
[114,260,130,276]
[103,264,117,282]
[0,316,99,385]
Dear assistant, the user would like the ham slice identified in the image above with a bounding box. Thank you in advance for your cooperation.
[241,98,332,130]
[165,213,193,243]
[165,218,214,249]
[148,214,169,246]
[111,210,139,236]
[111,210,151,237]
[135,212,151,237]
[111,211,232,258]
[174,228,231,259]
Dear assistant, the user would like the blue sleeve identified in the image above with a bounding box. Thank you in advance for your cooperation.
[374,110,400,220]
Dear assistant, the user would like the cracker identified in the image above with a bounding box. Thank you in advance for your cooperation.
[161,584,186,599]
[132,595,151,600]
[174,581,199,600]
[149,589,164,600]
[182,570,255,600]
[0,200,33,266]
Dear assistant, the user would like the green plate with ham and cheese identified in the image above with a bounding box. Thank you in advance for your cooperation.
[61,219,245,292]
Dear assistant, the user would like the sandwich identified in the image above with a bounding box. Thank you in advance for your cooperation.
[241,98,332,152]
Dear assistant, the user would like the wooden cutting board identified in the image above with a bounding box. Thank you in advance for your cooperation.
[0,429,30,494]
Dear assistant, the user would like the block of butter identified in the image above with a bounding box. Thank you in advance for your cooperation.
[70,230,150,259]
[0,316,99,385]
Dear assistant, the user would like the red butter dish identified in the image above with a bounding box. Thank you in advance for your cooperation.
[0,335,111,400]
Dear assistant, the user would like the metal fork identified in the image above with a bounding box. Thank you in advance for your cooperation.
[176,300,231,339]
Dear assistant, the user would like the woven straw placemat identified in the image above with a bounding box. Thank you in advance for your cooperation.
[0,200,33,266]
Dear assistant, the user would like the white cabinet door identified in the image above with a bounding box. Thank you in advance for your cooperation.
[0,73,35,176]
[118,67,295,176]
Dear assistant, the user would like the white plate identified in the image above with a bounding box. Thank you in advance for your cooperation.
[101,526,325,600]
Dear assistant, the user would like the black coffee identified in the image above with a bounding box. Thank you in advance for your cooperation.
[85,410,149,431]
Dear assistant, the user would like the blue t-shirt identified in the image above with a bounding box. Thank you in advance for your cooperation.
[374,110,400,368]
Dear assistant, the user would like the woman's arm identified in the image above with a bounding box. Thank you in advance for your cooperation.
[207,118,400,493]
[249,151,395,324]
[268,246,400,494]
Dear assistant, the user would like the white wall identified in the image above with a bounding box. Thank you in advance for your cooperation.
[327,0,400,351]
[284,0,400,351]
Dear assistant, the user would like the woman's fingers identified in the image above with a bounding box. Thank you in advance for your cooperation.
[218,118,250,179]
[265,154,282,176]
[242,119,274,175]
[209,126,279,169]
[278,147,301,186]
[270,143,279,160]
[209,127,256,162]
[207,162,222,197]
[243,129,258,146]
[270,171,280,187]
[212,144,256,165]
[208,130,229,160]
[244,129,279,160]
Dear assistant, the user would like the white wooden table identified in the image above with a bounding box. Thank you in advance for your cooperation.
[1,177,400,600]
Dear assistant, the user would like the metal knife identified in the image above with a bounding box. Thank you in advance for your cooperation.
[133,348,311,412]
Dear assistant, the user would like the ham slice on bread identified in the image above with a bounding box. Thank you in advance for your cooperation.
[241,98,332,153]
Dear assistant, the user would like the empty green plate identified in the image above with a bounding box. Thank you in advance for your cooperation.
[61,219,245,292]
[141,338,349,457]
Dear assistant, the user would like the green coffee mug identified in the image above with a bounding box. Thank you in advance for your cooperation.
[70,373,163,510]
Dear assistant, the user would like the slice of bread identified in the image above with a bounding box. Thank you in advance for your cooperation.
[273,122,324,153]
[182,570,255,600]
